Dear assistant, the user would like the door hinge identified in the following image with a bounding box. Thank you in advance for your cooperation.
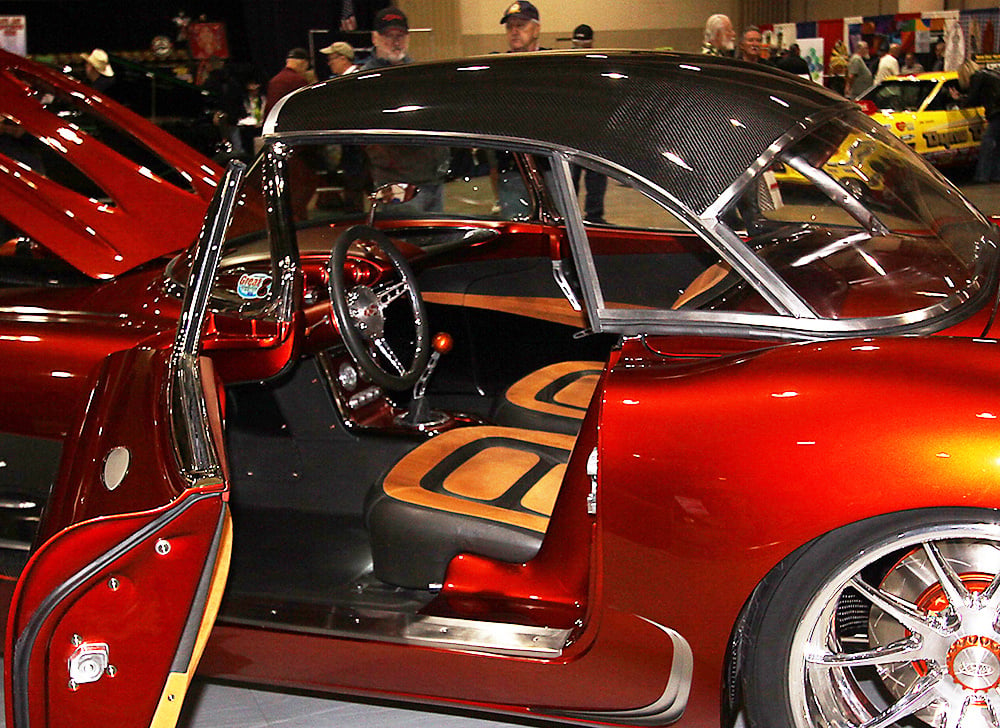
[586,447,598,515]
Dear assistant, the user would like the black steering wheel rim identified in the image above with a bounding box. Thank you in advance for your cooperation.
[328,225,431,390]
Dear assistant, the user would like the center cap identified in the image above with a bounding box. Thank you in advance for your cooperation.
[347,287,384,337]
[948,636,1000,691]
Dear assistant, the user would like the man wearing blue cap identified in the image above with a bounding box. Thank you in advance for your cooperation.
[362,7,448,212]
[492,2,545,218]
[501,2,542,53]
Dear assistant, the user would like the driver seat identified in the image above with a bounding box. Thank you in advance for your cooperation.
[492,360,604,435]
[366,426,576,589]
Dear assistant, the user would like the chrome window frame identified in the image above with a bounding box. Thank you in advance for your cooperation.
[249,127,996,342]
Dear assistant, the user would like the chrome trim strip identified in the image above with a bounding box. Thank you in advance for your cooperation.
[172,161,246,360]
[558,618,693,726]
[0,538,30,551]
[550,152,604,329]
[169,355,222,482]
[703,105,849,221]
[262,126,992,337]
[783,153,889,236]
[169,160,246,483]
[403,616,571,658]
[696,216,815,319]
[220,602,570,659]
[0,308,125,322]
[263,142,302,324]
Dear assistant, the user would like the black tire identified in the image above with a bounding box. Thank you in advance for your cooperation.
[738,508,1000,728]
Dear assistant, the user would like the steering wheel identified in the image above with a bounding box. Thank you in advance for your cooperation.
[328,225,431,391]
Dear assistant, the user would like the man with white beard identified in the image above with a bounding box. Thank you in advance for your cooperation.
[362,7,411,69]
[702,14,736,57]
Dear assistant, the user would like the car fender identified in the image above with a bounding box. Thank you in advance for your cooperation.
[595,335,1000,721]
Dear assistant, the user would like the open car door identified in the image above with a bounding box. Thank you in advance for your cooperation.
[4,163,247,728]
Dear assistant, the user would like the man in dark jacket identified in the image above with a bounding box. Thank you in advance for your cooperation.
[950,60,1000,183]
[776,44,810,76]
[264,48,311,117]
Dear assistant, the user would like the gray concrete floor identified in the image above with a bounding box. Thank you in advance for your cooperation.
[177,680,515,728]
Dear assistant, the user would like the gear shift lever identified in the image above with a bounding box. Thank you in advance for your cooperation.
[398,332,453,428]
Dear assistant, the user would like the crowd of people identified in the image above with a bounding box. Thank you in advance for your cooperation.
[700,14,965,101]
[72,5,1000,206]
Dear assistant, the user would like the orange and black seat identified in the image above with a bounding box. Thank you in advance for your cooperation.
[366,426,576,589]
[491,360,603,435]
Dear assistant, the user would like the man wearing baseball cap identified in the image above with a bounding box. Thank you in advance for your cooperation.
[361,7,448,213]
[501,1,542,53]
[363,6,411,69]
[320,41,359,77]
[572,24,593,49]
[264,48,312,117]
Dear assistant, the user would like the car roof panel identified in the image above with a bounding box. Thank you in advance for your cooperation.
[271,50,851,213]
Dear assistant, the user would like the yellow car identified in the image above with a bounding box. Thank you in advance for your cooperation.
[857,70,985,168]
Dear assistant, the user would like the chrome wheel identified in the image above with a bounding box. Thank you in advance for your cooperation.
[789,522,1000,728]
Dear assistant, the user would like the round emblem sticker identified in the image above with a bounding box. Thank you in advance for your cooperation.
[237,273,272,300]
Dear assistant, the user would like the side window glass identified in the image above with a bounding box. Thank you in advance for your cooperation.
[573,164,770,314]
[285,141,538,223]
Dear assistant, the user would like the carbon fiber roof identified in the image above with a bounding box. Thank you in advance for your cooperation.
[270,51,853,213]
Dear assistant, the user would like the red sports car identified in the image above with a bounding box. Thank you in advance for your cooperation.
[4,50,1000,728]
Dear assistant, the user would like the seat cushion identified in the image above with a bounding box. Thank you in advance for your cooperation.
[366,426,576,589]
[492,360,603,435]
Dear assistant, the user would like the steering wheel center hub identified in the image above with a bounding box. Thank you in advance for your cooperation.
[947,635,1000,691]
[346,286,384,338]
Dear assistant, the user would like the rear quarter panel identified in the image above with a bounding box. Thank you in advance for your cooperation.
[598,334,1000,723]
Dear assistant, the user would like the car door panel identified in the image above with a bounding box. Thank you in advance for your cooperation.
[5,347,231,728]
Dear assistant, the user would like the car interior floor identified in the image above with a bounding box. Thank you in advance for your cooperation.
[220,355,434,626]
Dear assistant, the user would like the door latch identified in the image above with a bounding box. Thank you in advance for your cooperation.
[586,447,598,515]
[68,642,110,688]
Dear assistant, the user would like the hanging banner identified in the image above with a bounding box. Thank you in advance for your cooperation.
[0,16,26,56]
[187,22,229,60]
[797,37,825,83]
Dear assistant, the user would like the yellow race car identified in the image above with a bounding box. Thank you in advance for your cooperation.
[857,70,985,168]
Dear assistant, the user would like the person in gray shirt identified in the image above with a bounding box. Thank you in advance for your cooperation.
[846,41,873,98]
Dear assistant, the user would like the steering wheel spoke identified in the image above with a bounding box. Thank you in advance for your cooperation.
[371,335,407,375]
[376,279,410,308]
[328,225,431,390]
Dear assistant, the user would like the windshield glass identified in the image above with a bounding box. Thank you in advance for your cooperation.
[728,114,996,320]
[860,79,936,111]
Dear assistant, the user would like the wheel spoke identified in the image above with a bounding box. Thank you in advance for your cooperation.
[923,541,972,609]
[376,280,409,308]
[850,575,948,637]
[979,570,1000,612]
[372,335,406,375]
[808,634,923,668]
[859,668,943,728]
[938,694,1000,728]
[982,694,1000,728]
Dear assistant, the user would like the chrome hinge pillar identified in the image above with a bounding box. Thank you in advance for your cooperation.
[586,447,598,515]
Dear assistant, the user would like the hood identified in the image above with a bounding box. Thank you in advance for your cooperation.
[0,49,222,279]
